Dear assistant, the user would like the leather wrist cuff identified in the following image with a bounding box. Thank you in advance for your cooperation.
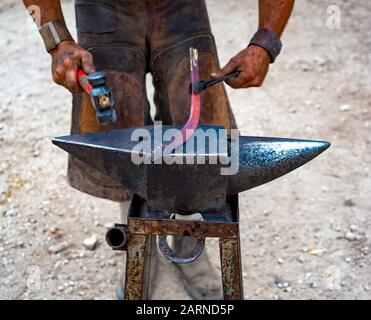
[249,28,282,63]
[39,19,74,53]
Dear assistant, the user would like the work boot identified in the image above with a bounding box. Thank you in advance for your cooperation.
[115,201,159,300]
[173,235,223,300]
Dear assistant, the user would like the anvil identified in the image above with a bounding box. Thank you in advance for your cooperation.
[52,125,330,213]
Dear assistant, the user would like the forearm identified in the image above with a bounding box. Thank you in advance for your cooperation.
[23,0,64,26]
[259,0,294,35]
[23,0,94,92]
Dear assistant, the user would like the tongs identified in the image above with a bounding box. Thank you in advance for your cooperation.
[190,71,240,94]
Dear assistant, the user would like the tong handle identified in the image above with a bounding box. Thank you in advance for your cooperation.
[203,71,241,89]
[191,70,241,93]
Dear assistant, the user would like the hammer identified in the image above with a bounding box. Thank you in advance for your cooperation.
[77,69,117,125]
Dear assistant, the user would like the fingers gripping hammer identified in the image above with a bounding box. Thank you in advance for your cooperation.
[77,69,117,125]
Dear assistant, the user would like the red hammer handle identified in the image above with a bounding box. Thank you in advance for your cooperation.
[77,69,92,94]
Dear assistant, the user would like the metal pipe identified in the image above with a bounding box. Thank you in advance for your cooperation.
[105,225,128,251]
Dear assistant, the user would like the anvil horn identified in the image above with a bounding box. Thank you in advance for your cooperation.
[227,136,330,195]
[52,126,330,213]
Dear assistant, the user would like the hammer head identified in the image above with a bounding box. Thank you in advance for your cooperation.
[87,72,117,125]
[52,126,330,213]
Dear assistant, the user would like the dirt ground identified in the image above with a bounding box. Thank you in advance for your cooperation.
[0,0,370,300]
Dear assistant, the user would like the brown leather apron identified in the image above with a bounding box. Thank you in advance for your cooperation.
[68,0,237,201]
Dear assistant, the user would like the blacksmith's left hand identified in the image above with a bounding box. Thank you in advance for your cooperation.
[211,45,270,89]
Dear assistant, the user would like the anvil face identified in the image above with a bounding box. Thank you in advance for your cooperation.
[52,125,330,213]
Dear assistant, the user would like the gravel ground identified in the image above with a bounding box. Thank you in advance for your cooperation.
[0,0,370,300]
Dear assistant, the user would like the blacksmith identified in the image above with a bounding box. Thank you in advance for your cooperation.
[23,0,294,299]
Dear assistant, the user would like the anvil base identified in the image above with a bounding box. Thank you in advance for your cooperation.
[106,194,243,300]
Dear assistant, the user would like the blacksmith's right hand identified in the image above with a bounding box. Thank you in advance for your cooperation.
[50,41,95,93]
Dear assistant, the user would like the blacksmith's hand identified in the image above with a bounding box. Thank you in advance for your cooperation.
[50,41,95,93]
[211,45,270,89]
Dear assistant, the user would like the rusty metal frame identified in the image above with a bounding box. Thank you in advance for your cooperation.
[220,238,244,300]
[108,194,244,300]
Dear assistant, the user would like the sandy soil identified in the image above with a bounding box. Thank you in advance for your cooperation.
[0,0,370,300]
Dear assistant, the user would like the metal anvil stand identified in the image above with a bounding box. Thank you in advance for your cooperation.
[106,193,243,300]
